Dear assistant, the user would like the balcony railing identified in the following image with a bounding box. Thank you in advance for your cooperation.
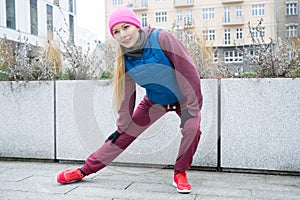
[174,0,194,8]
[174,18,195,29]
[222,0,244,3]
[222,16,244,26]
[130,1,148,11]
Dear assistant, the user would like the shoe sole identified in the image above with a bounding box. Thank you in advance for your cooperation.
[172,181,191,194]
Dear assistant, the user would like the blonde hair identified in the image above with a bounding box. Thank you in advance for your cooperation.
[113,45,125,111]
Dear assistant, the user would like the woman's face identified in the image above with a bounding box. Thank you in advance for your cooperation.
[112,23,140,48]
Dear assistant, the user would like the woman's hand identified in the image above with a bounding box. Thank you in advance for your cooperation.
[180,109,193,128]
[105,131,121,144]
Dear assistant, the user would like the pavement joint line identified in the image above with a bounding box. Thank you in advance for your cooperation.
[17,175,34,182]
[64,185,80,195]
[250,189,254,199]
[124,182,134,190]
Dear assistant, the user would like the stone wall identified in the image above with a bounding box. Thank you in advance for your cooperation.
[0,78,299,172]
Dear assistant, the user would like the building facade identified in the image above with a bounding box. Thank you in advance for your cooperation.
[0,0,77,47]
[276,0,300,38]
[105,0,299,66]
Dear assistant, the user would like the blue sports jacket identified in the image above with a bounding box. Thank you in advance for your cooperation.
[125,29,184,105]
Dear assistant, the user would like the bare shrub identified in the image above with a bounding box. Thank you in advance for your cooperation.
[244,19,300,77]
[0,35,55,81]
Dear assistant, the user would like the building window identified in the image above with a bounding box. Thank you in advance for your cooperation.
[286,2,298,15]
[205,30,210,40]
[69,14,74,40]
[112,0,123,6]
[213,50,218,63]
[30,0,38,35]
[236,28,243,39]
[202,8,214,20]
[252,4,265,16]
[141,0,147,7]
[177,10,183,23]
[251,27,265,38]
[186,10,192,25]
[155,12,167,23]
[286,24,298,37]
[69,0,74,13]
[209,30,215,41]
[203,30,215,41]
[202,30,208,40]
[177,31,183,41]
[224,29,231,45]
[141,13,147,27]
[224,50,243,63]
[248,49,258,58]
[47,4,53,40]
[224,7,230,23]
[236,6,242,18]
[6,0,16,29]
[203,30,216,41]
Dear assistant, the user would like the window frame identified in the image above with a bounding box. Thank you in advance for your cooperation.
[202,8,214,20]
[236,5,242,18]
[236,28,243,40]
[252,4,265,16]
[286,24,298,37]
[6,0,16,29]
[224,29,231,45]
[155,12,167,23]
[286,2,298,15]
[141,13,147,27]
[30,0,38,35]
[177,10,183,23]
[224,50,243,63]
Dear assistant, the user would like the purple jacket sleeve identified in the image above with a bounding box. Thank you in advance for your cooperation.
[159,30,203,117]
[116,73,136,133]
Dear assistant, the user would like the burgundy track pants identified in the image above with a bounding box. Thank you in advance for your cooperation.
[81,96,202,175]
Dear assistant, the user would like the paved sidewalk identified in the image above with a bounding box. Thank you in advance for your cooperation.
[0,160,299,200]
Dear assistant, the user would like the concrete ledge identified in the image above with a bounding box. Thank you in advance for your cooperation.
[0,81,54,159]
[221,78,300,172]
[1,78,299,172]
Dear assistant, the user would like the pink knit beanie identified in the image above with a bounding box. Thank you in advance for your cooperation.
[108,5,141,36]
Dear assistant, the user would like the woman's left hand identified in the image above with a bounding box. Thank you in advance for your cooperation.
[105,131,121,144]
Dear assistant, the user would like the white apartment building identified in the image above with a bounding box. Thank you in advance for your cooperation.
[105,0,299,65]
[0,0,77,47]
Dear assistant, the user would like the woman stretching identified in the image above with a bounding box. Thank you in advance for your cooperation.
[56,5,203,194]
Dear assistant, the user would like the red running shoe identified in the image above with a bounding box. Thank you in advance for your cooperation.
[173,171,192,194]
[57,169,84,184]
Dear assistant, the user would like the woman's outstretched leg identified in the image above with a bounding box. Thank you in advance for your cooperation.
[56,97,166,184]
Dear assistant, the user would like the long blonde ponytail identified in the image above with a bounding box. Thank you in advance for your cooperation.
[113,45,125,111]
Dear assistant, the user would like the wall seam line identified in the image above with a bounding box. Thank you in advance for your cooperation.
[217,79,222,172]
[53,80,57,161]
